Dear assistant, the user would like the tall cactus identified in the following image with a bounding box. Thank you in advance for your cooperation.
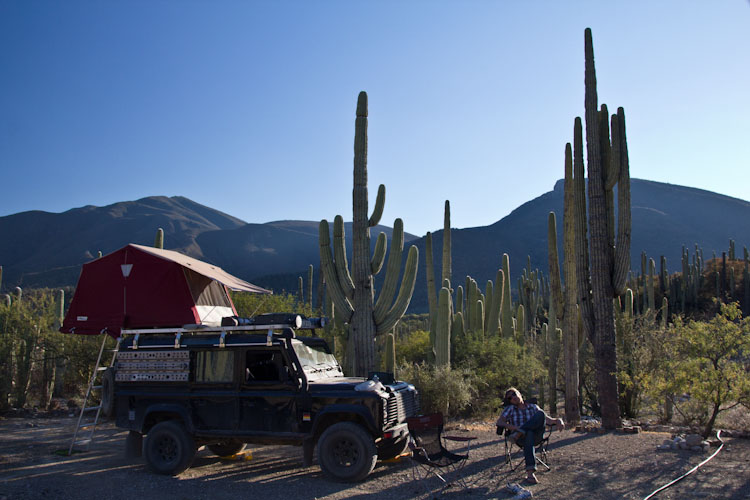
[548,198,579,423]
[425,200,452,359]
[384,333,396,376]
[500,253,514,338]
[154,227,164,249]
[435,287,451,367]
[572,28,631,429]
[319,92,419,376]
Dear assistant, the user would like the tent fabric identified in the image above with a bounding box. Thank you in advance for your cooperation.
[61,244,271,338]
[128,244,271,293]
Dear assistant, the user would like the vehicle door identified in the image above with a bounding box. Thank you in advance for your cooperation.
[239,346,299,433]
[190,349,239,432]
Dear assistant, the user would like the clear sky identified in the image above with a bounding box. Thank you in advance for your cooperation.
[1,1,749,237]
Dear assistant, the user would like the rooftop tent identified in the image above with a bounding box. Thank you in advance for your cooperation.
[60,244,271,337]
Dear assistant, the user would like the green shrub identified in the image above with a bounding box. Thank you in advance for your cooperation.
[397,363,473,417]
[396,329,430,365]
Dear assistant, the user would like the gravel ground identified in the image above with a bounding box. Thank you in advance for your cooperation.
[1,416,748,500]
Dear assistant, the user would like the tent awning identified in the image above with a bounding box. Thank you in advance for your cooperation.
[129,244,272,294]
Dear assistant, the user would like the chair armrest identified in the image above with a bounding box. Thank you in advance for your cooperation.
[444,435,477,442]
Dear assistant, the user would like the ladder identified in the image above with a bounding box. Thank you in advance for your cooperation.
[67,335,120,455]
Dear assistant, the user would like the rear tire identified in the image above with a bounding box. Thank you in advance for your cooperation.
[208,440,245,457]
[317,422,377,482]
[100,368,115,419]
[144,421,195,475]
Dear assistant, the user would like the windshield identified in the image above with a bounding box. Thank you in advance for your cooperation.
[292,340,343,380]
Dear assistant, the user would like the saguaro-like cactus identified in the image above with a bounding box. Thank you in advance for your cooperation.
[154,228,164,249]
[548,199,579,423]
[500,253,514,338]
[435,287,451,367]
[573,28,631,429]
[425,201,452,357]
[319,92,419,377]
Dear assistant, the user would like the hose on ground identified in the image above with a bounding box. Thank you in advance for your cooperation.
[642,429,725,500]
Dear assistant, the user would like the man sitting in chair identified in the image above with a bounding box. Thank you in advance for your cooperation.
[496,387,564,485]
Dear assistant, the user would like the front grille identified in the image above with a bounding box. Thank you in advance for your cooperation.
[384,387,420,428]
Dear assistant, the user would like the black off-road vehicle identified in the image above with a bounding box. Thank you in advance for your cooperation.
[108,313,419,482]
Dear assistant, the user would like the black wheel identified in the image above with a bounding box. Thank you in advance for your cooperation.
[317,422,377,482]
[143,421,196,475]
[377,437,409,461]
[100,368,115,418]
[208,440,245,457]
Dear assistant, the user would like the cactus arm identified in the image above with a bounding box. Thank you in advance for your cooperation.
[484,280,493,333]
[425,232,438,324]
[319,219,354,323]
[455,285,464,319]
[385,333,396,374]
[486,269,503,336]
[332,216,355,299]
[308,264,314,312]
[368,184,385,227]
[612,107,631,295]
[376,245,419,334]
[573,116,594,344]
[548,211,564,319]
[435,286,451,367]
[373,219,405,324]
[371,232,387,275]
[501,253,514,337]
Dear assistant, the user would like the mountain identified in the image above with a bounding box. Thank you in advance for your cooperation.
[0,198,416,292]
[0,196,246,289]
[410,178,750,312]
[1,180,749,314]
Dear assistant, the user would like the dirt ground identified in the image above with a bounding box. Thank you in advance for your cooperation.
[0,415,748,500]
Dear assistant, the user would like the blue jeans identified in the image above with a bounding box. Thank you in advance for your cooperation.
[519,410,546,471]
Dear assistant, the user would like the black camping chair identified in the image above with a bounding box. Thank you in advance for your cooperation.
[407,413,477,495]
[499,422,555,472]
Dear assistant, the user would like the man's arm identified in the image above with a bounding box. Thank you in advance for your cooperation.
[544,413,565,430]
[497,412,520,431]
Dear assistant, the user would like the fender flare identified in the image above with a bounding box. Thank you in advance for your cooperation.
[311,404,378,438]
[139,404,194,434]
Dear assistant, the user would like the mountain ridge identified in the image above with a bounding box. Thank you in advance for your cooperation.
[1,181,748,315]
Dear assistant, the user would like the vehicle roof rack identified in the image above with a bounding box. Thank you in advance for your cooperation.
[118,315,328,349]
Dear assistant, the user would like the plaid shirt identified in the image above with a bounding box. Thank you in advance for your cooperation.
[500,403,540,428]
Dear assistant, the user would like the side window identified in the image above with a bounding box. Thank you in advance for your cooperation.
[245,349,289,383]
[194,350,235,383]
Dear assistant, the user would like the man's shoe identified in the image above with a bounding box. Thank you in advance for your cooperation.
[524,473,539,485]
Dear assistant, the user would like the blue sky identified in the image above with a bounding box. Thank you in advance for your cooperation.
[1,1,749,237]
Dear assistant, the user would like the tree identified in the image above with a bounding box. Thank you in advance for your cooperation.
[658,302,750,438]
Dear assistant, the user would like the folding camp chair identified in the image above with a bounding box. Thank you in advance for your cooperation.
[502,423,555,473]
[407,413,477,495]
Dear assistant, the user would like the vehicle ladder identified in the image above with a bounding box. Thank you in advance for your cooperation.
[67,335,120,455]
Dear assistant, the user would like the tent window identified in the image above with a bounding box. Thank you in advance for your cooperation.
[183,268,231,307]
[195,351,235,383]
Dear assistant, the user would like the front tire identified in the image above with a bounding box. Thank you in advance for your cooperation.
[317,422,377,482]
[208,440,245,457]
[144,421,196,475]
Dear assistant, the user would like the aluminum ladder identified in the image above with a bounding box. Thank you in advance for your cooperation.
[67,335,120,455]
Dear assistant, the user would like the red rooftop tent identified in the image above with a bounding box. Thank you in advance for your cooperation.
[60,244,271,338]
